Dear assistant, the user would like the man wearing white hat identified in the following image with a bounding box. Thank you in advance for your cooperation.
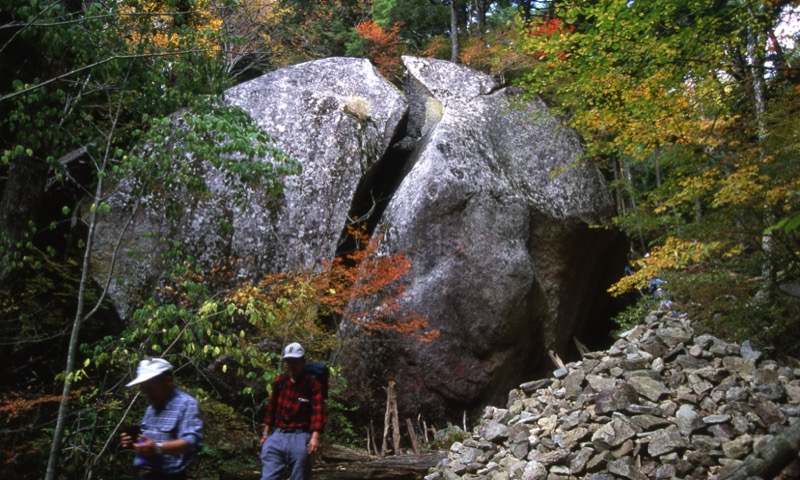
[259,342,327,480]
[120,358,203,480]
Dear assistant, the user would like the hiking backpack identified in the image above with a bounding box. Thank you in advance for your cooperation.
[273,361,330,400]
[303,361,330,399]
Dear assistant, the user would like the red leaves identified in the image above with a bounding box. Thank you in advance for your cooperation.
[317,225,438,342]
[354,19,404,78]
[528,16,573,37]
[526,16,574,62]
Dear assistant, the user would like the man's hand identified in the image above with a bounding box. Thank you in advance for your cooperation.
[119,432,134,449]
[132,435,159,457]
[259,427,270,447]
[307,431,322,455]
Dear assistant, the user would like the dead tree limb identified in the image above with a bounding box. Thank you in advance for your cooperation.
[391,385,401,454]
[716,420,800,480]
[406,418,419,454]
[381,380,398,457]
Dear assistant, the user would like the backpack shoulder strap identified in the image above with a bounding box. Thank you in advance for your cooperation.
[272,372,290,398]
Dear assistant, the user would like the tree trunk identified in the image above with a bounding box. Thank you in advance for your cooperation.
[44,156,106,480]
[0,155,48,284]
[45,88,128,479]
[450,1,459,63]
[473,0,487,35]
[746,2,775,304]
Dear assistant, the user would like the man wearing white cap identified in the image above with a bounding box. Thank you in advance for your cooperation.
[120,358,203,480]
[259,342,327,480]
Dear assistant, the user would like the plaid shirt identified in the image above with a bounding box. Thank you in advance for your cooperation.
[264,371,327,433]
[134,388,203,474]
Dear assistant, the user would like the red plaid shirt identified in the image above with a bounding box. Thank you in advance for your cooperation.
[264,371,327,433]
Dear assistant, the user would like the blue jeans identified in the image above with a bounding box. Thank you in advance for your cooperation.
[260,429,312,480]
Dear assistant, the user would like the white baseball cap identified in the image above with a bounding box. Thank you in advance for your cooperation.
[282,342,305,359]
[126,358,173,387]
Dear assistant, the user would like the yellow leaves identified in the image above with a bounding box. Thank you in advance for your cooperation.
[712,165,767,208]
[224,0,294,68]
[198,301,218,317]
[765,177,800,210]
[117,0,222,54]
[666,167,719,208]
[608,237,733,296]
[115,0,293,65]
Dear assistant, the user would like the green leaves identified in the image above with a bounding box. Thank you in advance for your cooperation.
[516,0,800,328]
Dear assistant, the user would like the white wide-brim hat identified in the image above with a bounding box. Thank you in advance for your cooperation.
[282,342,305,359]
[126,358,173,387]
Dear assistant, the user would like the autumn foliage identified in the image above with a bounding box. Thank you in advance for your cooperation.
[317,225,436,340]
[354,19,404,79]
[224,224,437,345]
[458,25,537,80]
[524,16,574,62]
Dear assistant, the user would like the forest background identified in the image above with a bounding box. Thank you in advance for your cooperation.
[1,0,800,479]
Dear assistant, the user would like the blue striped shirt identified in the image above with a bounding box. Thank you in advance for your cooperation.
[134,388,203,474]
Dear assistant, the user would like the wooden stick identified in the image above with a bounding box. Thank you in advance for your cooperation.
[381,382,394,457]
[369,420,379,455]
[548,349,566,369]
[406,418,420,454]
[390,381,401,454]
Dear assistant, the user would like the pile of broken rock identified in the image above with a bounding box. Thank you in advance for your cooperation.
[425,310,800,480]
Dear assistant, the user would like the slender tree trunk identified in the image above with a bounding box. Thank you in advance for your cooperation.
[45,154,106,480]
[746,4,775,304]
[654,143,662,188]
[473,0,487,35]
[45,79,129,479]
[450,1,459,63]
[612,156,624,216]
[623,162,647,253]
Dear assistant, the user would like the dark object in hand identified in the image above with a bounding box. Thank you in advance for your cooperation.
[121,424,142,440]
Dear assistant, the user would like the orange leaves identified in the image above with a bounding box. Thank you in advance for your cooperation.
[354,19,404,79]
[317,225,437,342]
[221,225,438,344]
[0,393,63,421]
[459,27,536,79]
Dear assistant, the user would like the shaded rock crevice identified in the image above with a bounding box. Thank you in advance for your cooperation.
[342,110,411,244]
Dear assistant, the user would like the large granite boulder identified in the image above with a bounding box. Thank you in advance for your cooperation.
[88,56,627,421]
[342,57,627,420]
[223,58,407,271]
[89,57,406,316]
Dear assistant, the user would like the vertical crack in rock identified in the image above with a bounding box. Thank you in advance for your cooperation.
[338,65,447,253]
[339,112,411,249]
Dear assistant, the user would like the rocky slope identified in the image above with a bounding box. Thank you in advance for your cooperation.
[425,309,800,480]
